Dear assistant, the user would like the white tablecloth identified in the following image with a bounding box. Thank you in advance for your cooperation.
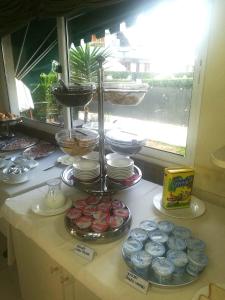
[1,180,225,300]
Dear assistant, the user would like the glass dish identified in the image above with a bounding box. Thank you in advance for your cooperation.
[102,82,149,106]
[52,83,96,107]
[55,128,99,157]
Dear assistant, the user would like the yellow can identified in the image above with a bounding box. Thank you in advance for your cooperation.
[162,167,194,209]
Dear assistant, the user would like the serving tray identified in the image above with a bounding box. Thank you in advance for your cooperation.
[65,205,132,243]
[122,249,198,287]
[61,165,142,195]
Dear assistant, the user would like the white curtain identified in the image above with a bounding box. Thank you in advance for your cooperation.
[15,79,34,112]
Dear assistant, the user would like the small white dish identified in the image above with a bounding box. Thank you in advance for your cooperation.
[32,197,72,216]
[192,283,225,300]
[153,192,206,219]
[2,176,29,184]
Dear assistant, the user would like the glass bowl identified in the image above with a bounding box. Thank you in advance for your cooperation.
[94,82,149,106]
[55,128,99,157]
[52,83,96,107]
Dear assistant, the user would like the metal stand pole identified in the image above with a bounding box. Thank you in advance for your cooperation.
[97,56,105,194]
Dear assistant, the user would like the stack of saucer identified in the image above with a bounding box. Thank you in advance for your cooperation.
[73,160,100,182]
[106,158,134,180]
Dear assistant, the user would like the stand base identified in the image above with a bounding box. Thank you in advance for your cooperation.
[61,165,142,195]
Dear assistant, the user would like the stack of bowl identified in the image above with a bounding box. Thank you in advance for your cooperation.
[105,130,146,156]
[73,160,100,183]
[106,158,134,181]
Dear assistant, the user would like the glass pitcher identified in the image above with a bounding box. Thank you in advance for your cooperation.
[45,178,66,209]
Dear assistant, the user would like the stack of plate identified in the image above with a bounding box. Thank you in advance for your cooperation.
[106,158,134,180]
[73,160,100,182]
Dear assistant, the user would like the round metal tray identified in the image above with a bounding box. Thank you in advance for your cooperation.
[61,165,142,195]
[122,249,198,287]
[65,205,132,243]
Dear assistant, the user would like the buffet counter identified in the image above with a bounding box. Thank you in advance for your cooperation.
[1,179,225,300]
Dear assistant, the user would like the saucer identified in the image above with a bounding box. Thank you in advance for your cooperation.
[153,192,206,219]
[2,176,29,184]
[192,283,225,300]
[32,197,72,216]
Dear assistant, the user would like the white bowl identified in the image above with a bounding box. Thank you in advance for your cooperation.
[107,158,134,169]
[105,153,129,160]
[73,160,100,180]
[82,151,99,161]
[73,160,100,171]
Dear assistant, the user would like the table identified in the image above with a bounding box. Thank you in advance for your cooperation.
[0,149,64,263]
[0,149,64,225]
[1,179,225,300]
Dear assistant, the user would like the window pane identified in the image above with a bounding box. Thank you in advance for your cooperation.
[67,0,210,156]
[11,18,64,125]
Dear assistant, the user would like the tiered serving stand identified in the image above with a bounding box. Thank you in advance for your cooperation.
[53,56,147,242]
[59,57,143,195]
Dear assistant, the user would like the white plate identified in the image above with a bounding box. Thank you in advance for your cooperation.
[57,155,81,166]
[153,192,206,219]
[2,176,29,184]
[192,283,225,300]
[32,198,72,216]
[0,158,9,169]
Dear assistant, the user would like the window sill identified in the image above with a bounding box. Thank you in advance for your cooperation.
[21,117,62,135]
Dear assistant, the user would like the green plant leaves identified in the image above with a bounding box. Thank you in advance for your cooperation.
[69,44,111,83]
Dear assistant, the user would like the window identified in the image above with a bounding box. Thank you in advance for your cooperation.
[3,18,64,126]
[1,0,210,165]
[66,0,210,164]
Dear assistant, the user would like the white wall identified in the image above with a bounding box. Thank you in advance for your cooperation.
[193,0,225,206]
